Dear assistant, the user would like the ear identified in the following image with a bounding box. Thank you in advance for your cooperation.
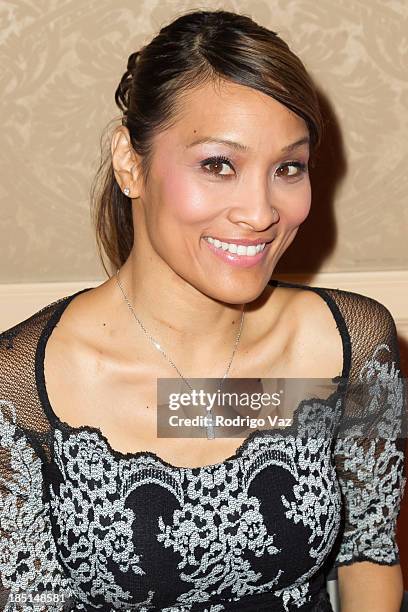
[111,126,143,198]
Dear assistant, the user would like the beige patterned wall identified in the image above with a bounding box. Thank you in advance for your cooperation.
[0,0,407,283]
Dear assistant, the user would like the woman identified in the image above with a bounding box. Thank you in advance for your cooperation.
[0,9,406,612]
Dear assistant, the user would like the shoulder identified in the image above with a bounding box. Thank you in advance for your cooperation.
[0,289,94,432]
[0,290,85,357]
[279,282,346,377]
[269,278,349,336]
[0,293,74,435]
[273,279,400,375]
[273,278,396,331]
[297,282,398,348]
[252,280,344,378]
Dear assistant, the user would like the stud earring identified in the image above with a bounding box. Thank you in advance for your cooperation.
[123,187,130,197]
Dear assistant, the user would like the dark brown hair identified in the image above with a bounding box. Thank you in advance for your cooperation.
[90,9,323,277]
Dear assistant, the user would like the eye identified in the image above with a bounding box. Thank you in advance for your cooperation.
[275,161,308,182]
[200,155,235,177]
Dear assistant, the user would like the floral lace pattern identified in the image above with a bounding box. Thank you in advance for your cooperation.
[332,343,407,566]
[49,430,149,609]
[0,400,76,611]
[41,391,345,611]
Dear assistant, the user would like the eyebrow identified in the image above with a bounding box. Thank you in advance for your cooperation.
[185,136,310,153]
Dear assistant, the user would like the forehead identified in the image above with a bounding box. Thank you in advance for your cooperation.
[157,79,308,151]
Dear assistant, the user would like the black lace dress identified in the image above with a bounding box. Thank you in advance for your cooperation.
[0,279,406,611]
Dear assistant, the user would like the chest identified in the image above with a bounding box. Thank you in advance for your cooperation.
[43,291,343,468]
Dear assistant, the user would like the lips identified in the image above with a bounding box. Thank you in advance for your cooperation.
[203,236,273,269]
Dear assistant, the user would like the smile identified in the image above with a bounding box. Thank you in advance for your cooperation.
[203,236,266,257]
[202,236,273,269]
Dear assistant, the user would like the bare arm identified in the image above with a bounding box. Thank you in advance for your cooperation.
[338,561,403,612]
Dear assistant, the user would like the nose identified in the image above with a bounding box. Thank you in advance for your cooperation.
[227,184,280,232]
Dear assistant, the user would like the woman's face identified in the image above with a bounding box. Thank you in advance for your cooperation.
[136,79,311,304]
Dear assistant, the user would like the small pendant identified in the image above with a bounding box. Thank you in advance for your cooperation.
[206,411,215,440]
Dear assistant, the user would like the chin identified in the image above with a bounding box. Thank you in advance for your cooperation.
[202,279,270,305]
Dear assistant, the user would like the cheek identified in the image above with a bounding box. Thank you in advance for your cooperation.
[157,166,211,224]
[277,181,311,227]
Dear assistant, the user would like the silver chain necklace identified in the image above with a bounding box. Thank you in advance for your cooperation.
[115,268,245,439]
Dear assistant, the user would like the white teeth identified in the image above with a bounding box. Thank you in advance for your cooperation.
[205,237,266,256]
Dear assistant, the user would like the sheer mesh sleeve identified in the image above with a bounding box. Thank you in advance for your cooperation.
[331,294,407,567]
[0,399,75,611]
[0,312,77,610]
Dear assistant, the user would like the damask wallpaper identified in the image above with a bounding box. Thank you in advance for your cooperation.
[0,0,406,282]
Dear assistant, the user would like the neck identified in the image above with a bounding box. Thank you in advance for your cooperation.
[113,250,246,373]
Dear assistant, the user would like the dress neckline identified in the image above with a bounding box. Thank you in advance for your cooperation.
[34,279,351,471]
